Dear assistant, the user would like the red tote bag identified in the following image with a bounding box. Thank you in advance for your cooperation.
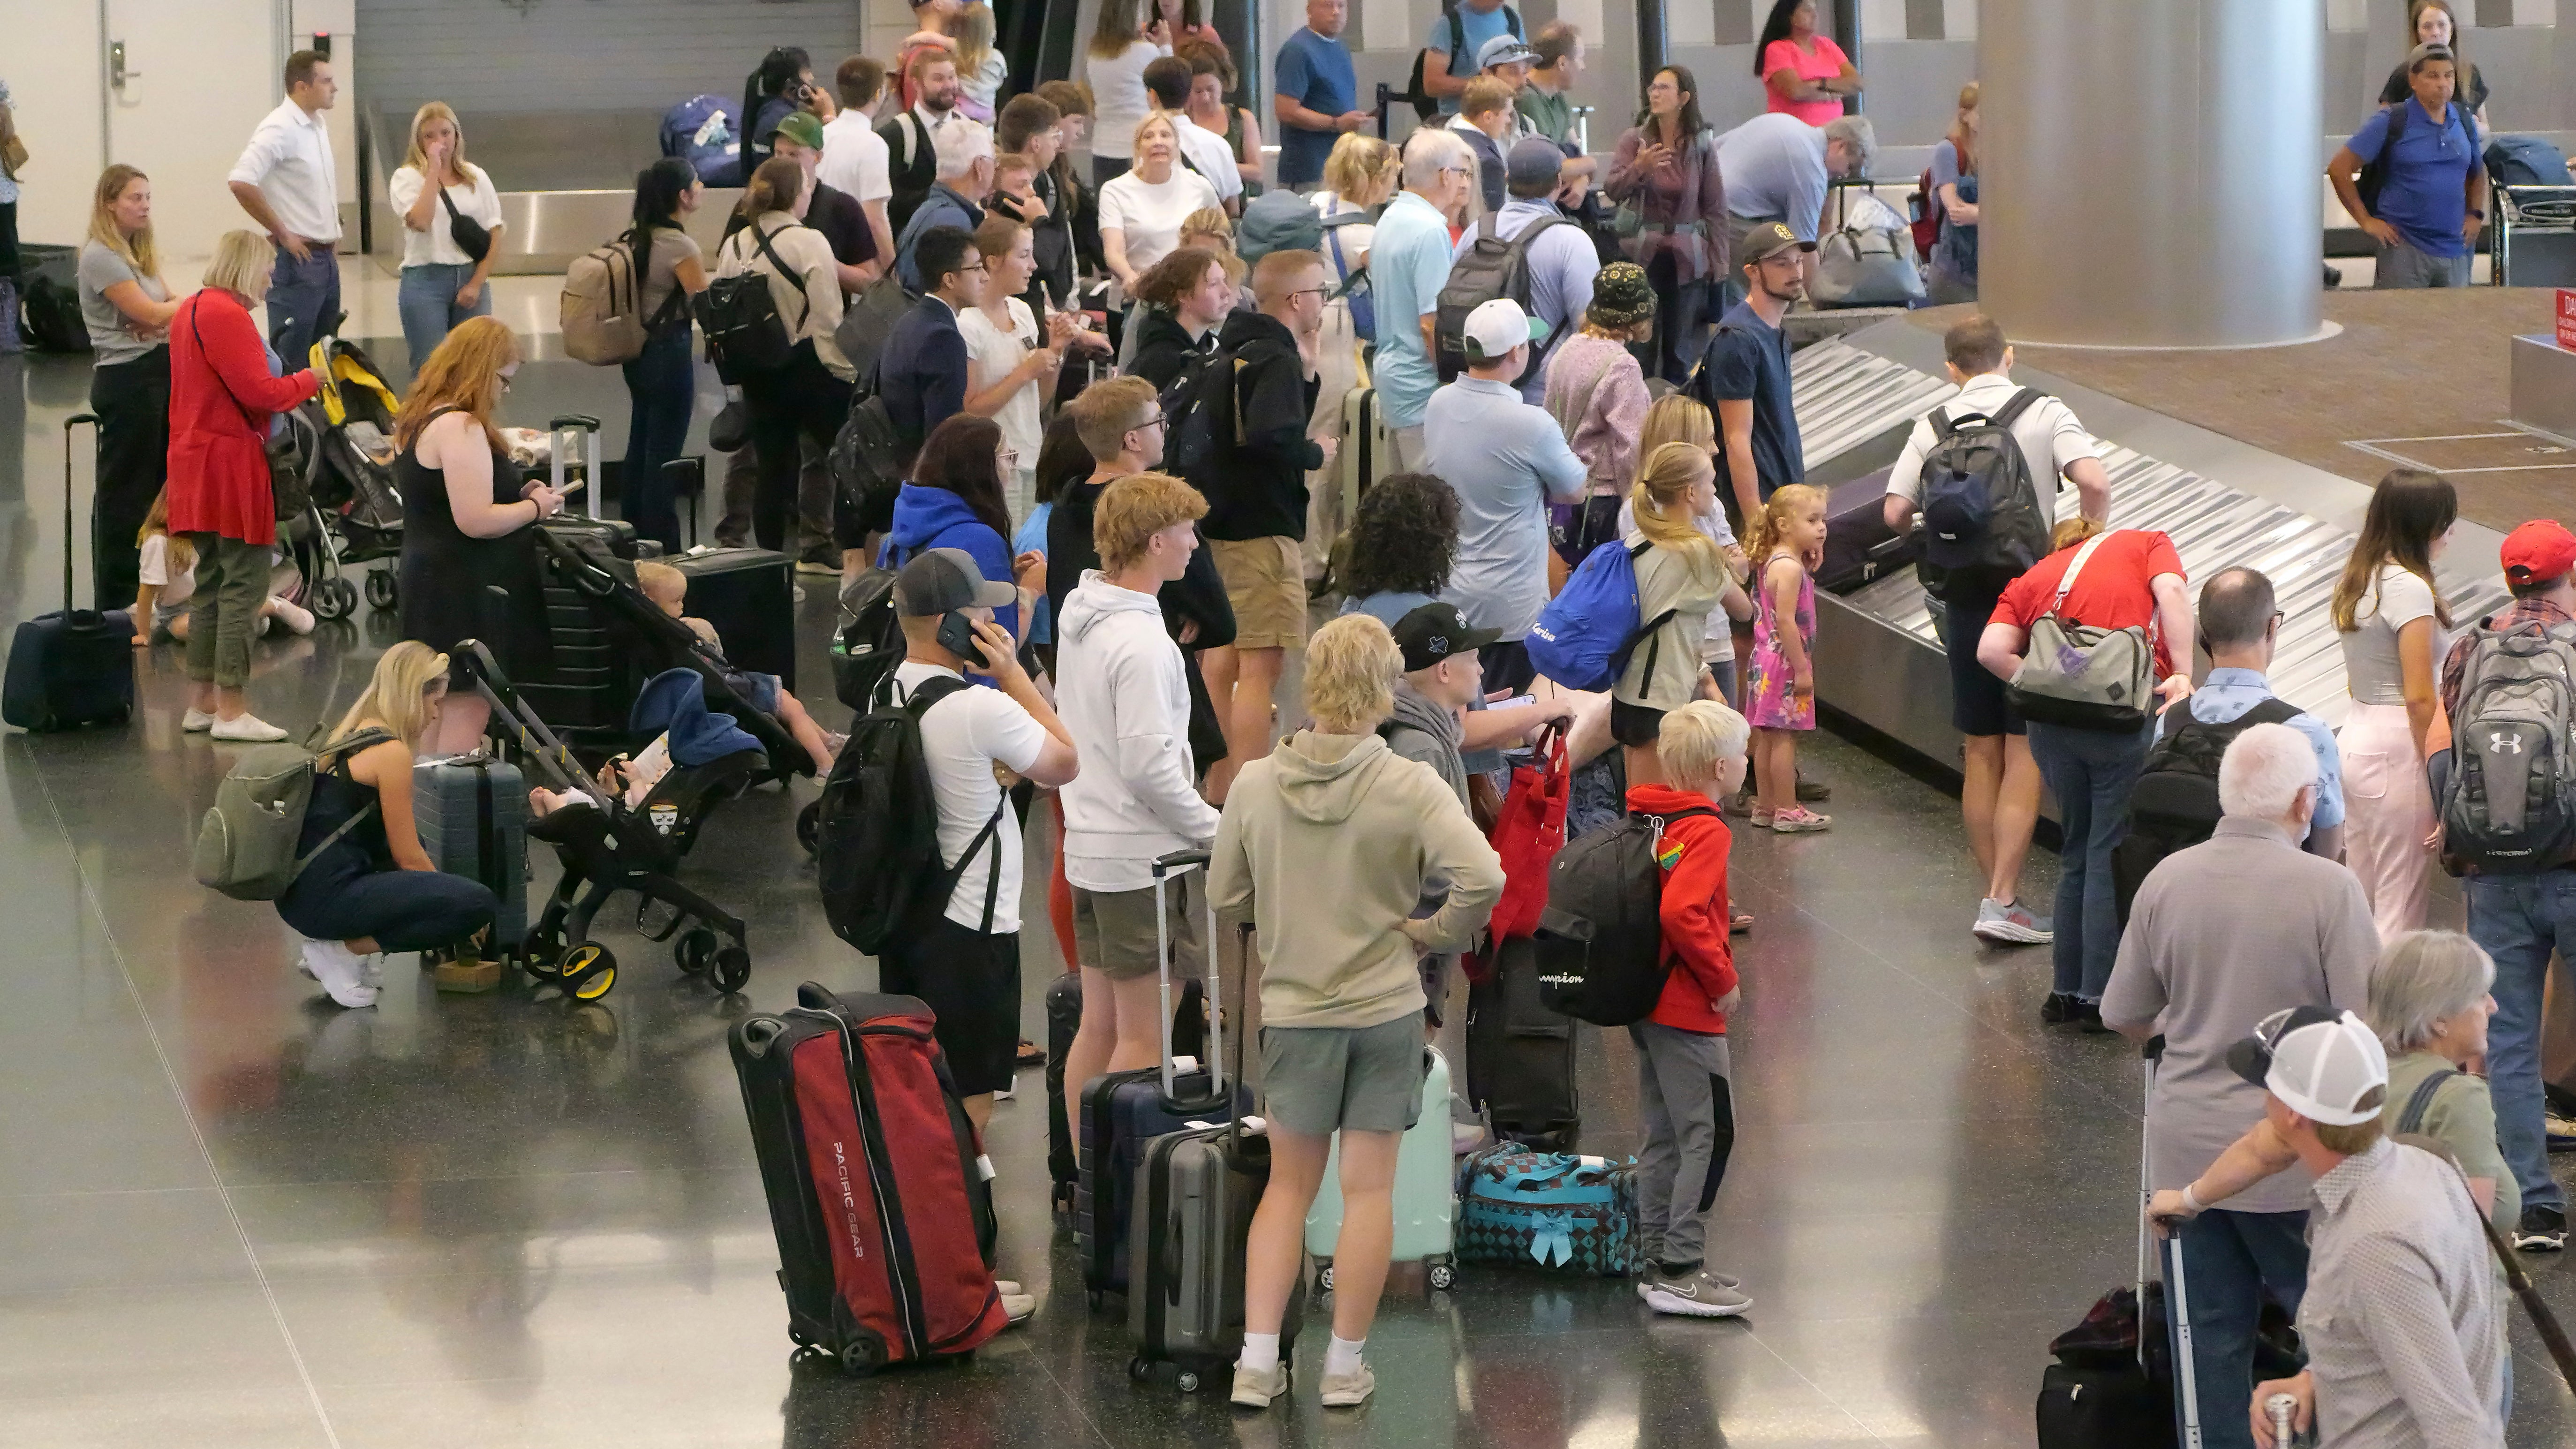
[1485,729,1569,942]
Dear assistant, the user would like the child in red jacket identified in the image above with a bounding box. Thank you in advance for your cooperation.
[1626,697,1752,1319]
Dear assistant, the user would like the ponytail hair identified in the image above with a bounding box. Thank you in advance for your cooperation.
[1628,442,1723,579]
[630,157,697,239]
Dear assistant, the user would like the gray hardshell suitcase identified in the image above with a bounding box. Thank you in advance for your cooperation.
[413,754,529,949]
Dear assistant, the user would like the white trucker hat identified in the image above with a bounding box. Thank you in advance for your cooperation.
[2224,1005,2390,1127]
[1460,297,1549,363]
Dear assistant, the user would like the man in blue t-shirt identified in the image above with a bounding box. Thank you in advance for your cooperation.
[1691,222,1812,528]
[1274,0,1367,189]
[1420,0,1523,116]
[2329,43,2487,289]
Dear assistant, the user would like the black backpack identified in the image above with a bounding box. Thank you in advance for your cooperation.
[1532,803,1714,1027]
[2111,696,2303,924]
[880,110,938,235]
[1407,0,1521,121]
[815,675,1007,952]
[695,220,811,382]
[830,566,904,712]
[1914,388,2052,593]
[2358,99,2477,217]
[1158,345,1241,482]
[1433,215,1574,385]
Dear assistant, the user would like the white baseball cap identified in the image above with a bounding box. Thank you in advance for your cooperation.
[2225,1005,2390,1127]
[1461,298,1548,363]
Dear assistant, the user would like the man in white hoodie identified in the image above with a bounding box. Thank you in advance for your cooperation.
[1056,469,1227,1149]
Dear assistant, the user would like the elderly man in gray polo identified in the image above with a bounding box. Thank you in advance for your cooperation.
[2103,722,2379,1449]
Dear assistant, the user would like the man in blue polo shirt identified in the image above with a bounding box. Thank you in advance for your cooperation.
[1692,221,1810,529]
[1420,0,1524,116]
[2329,43,2487,289]
[1373,128,1478,470]
[1274,0,1367,190]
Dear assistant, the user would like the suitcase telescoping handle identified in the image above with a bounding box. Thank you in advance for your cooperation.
[2141,1032,2205,1448]
[63,414,100,615]
[549,413,602,515]
[1151,848,1228,1112]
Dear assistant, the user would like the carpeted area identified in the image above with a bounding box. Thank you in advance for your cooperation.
[1908,289,2567,532]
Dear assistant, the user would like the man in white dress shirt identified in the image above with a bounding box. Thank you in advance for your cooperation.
[227,49,343,365]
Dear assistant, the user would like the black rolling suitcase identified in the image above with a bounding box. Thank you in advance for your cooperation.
[521,516,648,732]
[1815,466,1919,595]
[673,547,796,688]
[1465,934,1579,1147]
[5,415,134,732]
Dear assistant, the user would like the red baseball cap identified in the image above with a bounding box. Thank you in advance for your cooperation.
[2503,520,2576,587]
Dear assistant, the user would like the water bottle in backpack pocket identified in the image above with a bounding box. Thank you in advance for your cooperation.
[2440,619,2576,875]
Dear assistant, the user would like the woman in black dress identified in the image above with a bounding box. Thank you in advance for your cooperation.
[393,317,565,755]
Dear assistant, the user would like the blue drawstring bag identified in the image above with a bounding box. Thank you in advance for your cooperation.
[1523,540,1671,692]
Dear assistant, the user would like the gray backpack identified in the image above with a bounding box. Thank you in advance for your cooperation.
[192,727,393,900]
[2003,532,2158,733]
[2439,619,2576,875]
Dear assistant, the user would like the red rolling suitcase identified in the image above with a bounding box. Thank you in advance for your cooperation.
[731,982,1007,1373]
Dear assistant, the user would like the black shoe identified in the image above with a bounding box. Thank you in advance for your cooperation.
[1796,773,1831,803]
[2518,1204,2567,1252]
[2076,1000,2110,1034]
[2040,992,2080,1026]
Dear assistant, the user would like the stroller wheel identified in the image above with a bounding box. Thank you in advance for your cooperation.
[796,800,822,856]
[710,946,752,996]
[364,569,398,610]
[674,927,718,974]
[310,576,353,621]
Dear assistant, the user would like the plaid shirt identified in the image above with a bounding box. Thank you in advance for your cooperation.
[2439,595,2576,717]
[2301,1139,2504,1448]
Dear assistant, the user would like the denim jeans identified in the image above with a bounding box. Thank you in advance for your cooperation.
[2166,1209,2310,1449]
[620,324,695,554]
[2468,870,2576,1218]
[2026,717,2153,998]
[266,243,342,368]
[396,261,492,372]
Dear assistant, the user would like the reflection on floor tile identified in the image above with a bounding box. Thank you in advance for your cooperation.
[10,342,2576,1446]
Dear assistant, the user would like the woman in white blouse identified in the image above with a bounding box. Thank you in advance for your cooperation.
[961,215,1066,525]
[388,103,506,371]
[1098,113,1221,290]
[1084,0,1171,187]
[2330,468,2457,942]
[712,158,854,552]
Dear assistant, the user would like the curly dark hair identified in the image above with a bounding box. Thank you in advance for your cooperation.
[1340,473,1459,599]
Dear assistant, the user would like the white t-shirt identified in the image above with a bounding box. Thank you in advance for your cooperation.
[1087,40,1172,160]
[892,660,1049,934]
[1098,167,1223,276]
[818,112,892,204]
[960,298,1044,473]
[1173,115,1244,203]
[1884,371,2107,504]
[138,533,194,605]
[2340,562,2444,708]
[387,164,505,269]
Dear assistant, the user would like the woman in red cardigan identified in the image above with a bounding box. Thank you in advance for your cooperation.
[167,229,322,741]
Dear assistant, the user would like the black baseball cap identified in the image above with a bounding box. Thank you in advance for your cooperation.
[1392,602,1500,673]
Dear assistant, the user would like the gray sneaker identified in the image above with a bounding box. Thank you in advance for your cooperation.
[1973,898,2054,944]
[1636,1265,1741,1298]
[1231,1359,1289,1409]
[1317,1359,1375,1407]
[1641,1265,1753,1318]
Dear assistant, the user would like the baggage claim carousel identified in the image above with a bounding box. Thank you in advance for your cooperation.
[1797,318,2514,777]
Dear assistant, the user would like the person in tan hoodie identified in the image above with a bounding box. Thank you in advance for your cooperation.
[1215,612,1503,1412]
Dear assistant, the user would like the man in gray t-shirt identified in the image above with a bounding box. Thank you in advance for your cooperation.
[2102,722,2377,1449]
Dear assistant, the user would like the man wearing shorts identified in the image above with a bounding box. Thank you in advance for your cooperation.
[1882,315,2111,944]
[1199,247,1339,802]
[878,549,1078,1134]
[1055,471,1227,1149]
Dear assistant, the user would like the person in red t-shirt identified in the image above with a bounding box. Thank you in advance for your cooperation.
[1627,698,1754,1319]
[1977,518,2195,1027]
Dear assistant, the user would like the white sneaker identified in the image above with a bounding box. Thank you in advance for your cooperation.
[300,939,379,1009]
[1317,1360,1375,1407]
[999,1291,1036,1325]
[268,596,317,635]
[210,713,290,743]
[1231,1359,1289,1408]
[181,708,216,732]
[992,1085,1015,1101]
[358,953,386,988]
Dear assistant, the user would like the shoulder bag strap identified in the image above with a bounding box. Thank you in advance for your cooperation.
[904,675,1009,930]
[189,299,268,434]
[747,219,816,332]
[2048,530,2115,616]
[2396,1066,2461,1137]
[1990,386,2047,430]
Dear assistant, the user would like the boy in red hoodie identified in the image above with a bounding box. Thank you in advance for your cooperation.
[1627,698,1753,1318]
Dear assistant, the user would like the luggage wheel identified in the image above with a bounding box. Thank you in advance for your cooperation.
[796,800,821,856]
[1176,1369,1202,1394]
[1428,1260,1457,1291]
[1316,1261,1334,1292]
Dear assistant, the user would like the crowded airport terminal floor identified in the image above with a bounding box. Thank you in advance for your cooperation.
[14,1,2576,1445]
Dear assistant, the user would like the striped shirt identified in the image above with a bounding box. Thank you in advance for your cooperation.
[2302,1139,2504,1448]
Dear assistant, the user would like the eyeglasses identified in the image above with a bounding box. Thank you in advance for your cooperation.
[1134,412,1168,431]
[1287,286,1332,302]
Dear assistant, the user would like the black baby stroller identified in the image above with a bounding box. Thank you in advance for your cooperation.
[455,638,763,1000]
[291,336,408,618]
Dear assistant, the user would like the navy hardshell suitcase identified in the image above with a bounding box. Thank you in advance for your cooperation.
[413,753,530,950]
[5,416,134,732]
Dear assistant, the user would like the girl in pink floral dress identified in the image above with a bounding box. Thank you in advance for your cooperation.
[1741,484,1828,831]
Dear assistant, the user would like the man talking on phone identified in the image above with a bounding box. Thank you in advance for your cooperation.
[884,548,1078,1163]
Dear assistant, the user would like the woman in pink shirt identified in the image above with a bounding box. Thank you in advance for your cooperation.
[1757,0,1862,128]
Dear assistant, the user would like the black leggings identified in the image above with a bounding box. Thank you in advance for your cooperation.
[1644,252,1709,386]
[740,341,854,553]
[90,347,172,611]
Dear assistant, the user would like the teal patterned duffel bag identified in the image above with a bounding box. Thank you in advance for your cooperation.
[1454,1144,1639,1275]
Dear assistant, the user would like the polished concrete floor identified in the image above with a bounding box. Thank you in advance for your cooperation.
[6,332,2576,1449]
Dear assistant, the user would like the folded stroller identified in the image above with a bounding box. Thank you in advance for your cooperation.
[295,336,408,618]
[455,641,763,999]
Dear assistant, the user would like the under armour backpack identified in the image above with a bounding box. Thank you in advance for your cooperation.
[1916,388,2053,590]
[1533,803,1714,1027]
[816,676,1003,951]
[1433,216,1575,385]
[2111,697,2303,924]
[2439,619,2576,876]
